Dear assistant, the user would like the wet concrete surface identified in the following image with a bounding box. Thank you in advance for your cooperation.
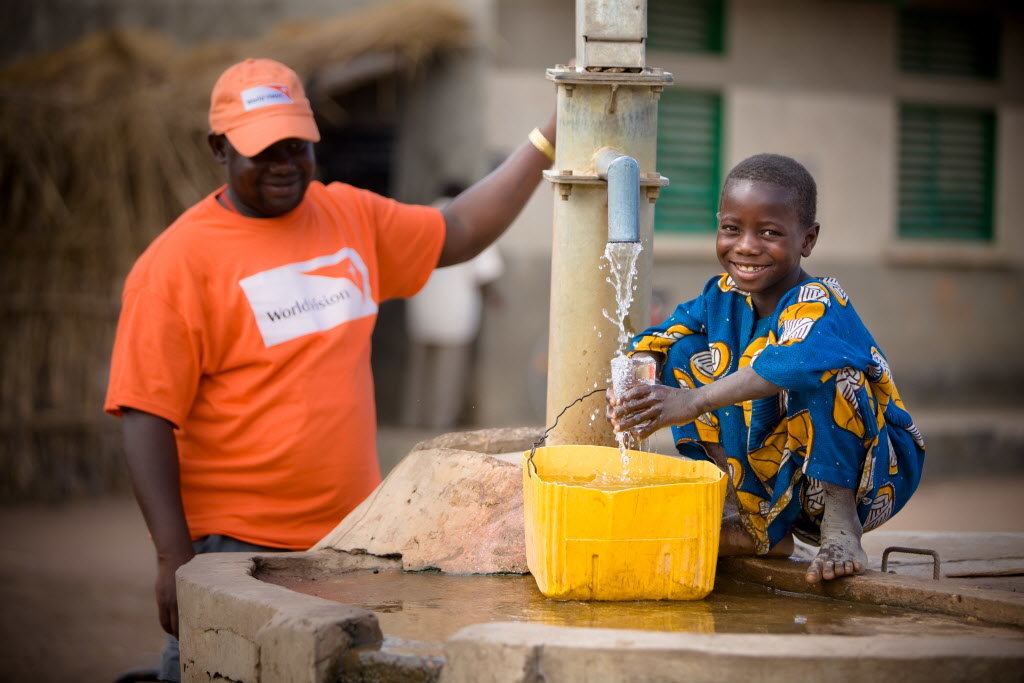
[262,568,1024,659]
[2,471,1023,682]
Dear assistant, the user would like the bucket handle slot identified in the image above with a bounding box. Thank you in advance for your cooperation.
[527,388,606,477]
[881,546,942,580]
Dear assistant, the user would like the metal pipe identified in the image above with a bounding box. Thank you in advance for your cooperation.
[596,149,640,243]
[542,0,671,447]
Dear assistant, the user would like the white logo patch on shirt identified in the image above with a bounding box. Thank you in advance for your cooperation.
[241,84,294,111]
[239,248,377,347]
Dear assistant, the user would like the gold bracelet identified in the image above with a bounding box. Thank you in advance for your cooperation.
[528,127,556,163]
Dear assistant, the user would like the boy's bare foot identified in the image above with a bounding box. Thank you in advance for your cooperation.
[805,539,867,583]
[805,482,867,584]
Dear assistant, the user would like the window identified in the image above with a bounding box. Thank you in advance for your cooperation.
[647,0,725,55]
[900,9,1000,79]
[655,90,723,234]
[898,104,995,242]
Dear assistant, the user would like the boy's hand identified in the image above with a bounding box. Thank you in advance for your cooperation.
[606,384,702,441]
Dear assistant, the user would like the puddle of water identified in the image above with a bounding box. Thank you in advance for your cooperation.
[260,569,1023,658]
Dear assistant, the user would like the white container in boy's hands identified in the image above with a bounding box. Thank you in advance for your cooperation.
[610,354,657,447]
[610,353,657,398]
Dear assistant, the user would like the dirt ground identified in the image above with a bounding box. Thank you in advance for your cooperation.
[1,474,1022,683]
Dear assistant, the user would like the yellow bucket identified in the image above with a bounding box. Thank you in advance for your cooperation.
[523,445,727,601]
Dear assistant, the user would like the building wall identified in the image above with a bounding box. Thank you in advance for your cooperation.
[479,0,1024,427]
[8,0,1022,431]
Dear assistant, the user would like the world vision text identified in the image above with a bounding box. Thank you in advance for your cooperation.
[265,289,352,322]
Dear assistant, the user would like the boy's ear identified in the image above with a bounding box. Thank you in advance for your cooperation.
[801,223,820,258]
[207,132,228,164]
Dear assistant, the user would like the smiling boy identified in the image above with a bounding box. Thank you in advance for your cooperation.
[608,153,925,584]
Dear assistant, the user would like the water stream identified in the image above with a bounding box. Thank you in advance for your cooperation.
[601,241,646,465]
[601,241,643,353]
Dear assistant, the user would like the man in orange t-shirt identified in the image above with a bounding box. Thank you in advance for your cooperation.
[104,57,556,682]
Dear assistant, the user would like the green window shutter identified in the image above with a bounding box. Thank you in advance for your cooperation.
[900,9,1000,79]
[898,104,995,242]
[655,89,722,234]
[647,0,725,54]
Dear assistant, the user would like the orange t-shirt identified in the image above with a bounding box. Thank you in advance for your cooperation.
[104,181,445,549]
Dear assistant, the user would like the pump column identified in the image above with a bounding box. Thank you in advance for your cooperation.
[543,0,672,447]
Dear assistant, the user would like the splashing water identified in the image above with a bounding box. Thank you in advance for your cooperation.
[601,242,645,467]
[610,355,631,463]
[610,353,656,466]
[601,242,643,353]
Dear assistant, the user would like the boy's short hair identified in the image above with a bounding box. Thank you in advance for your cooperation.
[723,153,817,228]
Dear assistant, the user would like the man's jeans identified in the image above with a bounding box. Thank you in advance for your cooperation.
[159,535,285,682]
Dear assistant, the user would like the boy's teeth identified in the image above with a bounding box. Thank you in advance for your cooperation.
[736,264,765,273]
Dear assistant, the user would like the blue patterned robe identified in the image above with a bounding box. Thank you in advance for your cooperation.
[631,274,925,552]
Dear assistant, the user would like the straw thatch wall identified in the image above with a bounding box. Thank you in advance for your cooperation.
[0,0,471,501]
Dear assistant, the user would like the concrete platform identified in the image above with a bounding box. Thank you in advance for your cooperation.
[177,531,1024,683]
[863,530,1024,593]
[4,420,1022,681]
[443,623,1021,683]
[719,533,1024,630]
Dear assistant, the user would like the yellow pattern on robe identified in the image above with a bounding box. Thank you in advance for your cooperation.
[821,367,867,438]
[690,341,731,384]
[863,483,895,531]
[765,469,804,531]
[802,477,826,517]
[632,323,698,355]
[717,274,751,300]
[672,368,720,442]
[739,333,772,427]
[747,410,814,486]
[866,347,926,452]
[736,469,802,555]
[739,332,772,367]
[821,276,850,306]
[866,347,912,432]
[672,367,696,390]
[857,436,877,500]
[796,282,831,305]
[694,411,721,443]
[776,301,827,346]
[728,457,744,490]
[736,490,768,549]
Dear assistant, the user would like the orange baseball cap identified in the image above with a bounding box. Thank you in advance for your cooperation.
[208,58,321,157]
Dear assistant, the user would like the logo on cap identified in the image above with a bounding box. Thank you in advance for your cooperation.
[241,84,294,111]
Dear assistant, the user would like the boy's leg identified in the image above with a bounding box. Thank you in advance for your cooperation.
[804,482,867,583]
[705,443,793,558]
[655,331,796,557]
[719,520,793,557]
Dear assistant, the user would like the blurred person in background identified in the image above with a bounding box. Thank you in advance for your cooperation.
[403,183,504,429]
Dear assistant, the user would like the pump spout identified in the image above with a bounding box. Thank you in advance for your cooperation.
[596,149,641,243]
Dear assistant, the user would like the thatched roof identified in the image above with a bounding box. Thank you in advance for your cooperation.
[0,0,471,500]
[1,0,471,251]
